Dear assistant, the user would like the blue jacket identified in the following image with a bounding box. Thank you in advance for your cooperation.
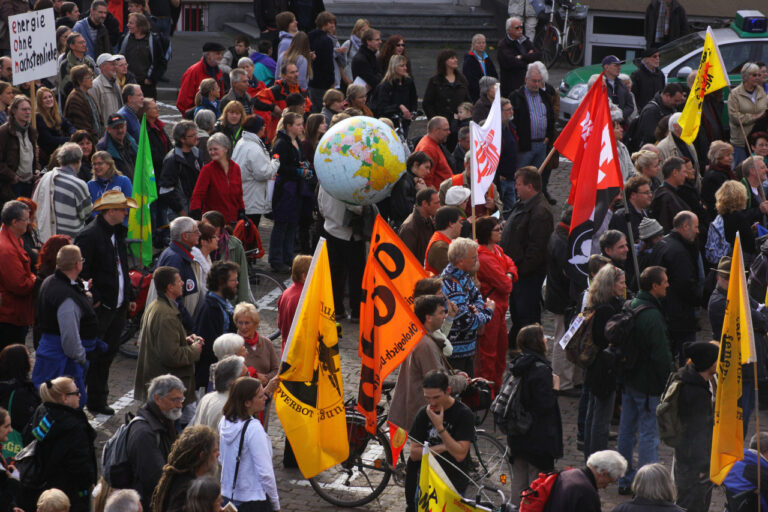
[440,263,493,358]
[157,242,198,297]
[723,449,768,511]
[118,105,141,142]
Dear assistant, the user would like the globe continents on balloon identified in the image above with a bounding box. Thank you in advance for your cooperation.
[315,116,406,205]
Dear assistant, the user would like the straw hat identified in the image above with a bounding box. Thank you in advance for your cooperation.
[93,190,138,211]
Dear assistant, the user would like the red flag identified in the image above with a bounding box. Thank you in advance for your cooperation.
[553,73,623,285]
[388,421,408,465]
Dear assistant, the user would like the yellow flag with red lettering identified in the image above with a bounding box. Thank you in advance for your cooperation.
[357,216,428,433]
[417,446,484,511]
[679,27,730,144]
[710,233,756,484]
[275,238,348,479]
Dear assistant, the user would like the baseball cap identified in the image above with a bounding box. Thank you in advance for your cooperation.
[107,113,127,128]
[601,55,625,66]
[96,53,121,67]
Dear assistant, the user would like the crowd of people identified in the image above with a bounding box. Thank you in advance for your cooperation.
[1,0,768,511]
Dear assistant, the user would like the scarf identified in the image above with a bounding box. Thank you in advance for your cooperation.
[243,332,260,347]
[470,50,488,76]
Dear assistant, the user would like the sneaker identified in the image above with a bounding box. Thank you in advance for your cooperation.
[88,404,115,416]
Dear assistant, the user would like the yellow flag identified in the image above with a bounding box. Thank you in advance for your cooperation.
[275,238,348,479]
[417,447,484,512]
[679,27,730,144]
[710,233,756,484]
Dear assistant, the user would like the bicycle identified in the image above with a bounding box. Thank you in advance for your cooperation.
[245,248,287,341]
[534,0,588,68]
[308,382,512,508]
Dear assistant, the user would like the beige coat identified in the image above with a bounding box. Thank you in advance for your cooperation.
[657,132,701,189]
[728,84,768,148]
[88,74,123,125]
[388,333,468,430]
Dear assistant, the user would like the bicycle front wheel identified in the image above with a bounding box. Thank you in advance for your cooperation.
[564,20,586,66]
[309,416,393,507]
[467,431,513,509]
[535,23,561,68]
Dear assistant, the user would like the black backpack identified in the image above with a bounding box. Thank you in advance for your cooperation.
[491,365,537,436]
[604,300,655,374]
[101,413,151,488]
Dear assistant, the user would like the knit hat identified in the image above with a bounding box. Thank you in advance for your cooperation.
[638,217,663,240]
[202,42,226,53]
[445,186,471,207]
[686,342,720,372]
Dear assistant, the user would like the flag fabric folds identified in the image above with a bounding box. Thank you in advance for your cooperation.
[552,73,623,288]
[275,238,348,479]
[710,233,756,485]
[469,83,502,206]
[417,445,484,512]
[679,27,730,144]
[127,115,158,266]
[357,216,428,433]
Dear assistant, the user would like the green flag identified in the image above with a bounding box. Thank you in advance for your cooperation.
[127,115,158,266]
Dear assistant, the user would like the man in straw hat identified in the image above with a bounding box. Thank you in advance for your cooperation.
[74,190,137,415]
[707,255,768,438]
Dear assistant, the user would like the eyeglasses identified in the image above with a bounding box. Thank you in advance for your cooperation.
[513,26,523,29]
[65,390,81,397]
[79,257,86,263]
[396,43,406,47]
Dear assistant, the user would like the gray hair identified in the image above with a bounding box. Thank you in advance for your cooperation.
[238,56,253,68]
[173,120,197,145]
[58,142,83,166]
[478,76,499,96]
[586,450,627,480]
[529,61,548,82]
[213,355,245,392]
[229,67,248,83]
[631,463,676,502]
[470,33,485,49]
[212,333,245,359]
[525,63,543,79]
[505,16,522,31]
[194,109,216,132]
[169,216,197,242]
[447,237,478,265]
[742,62,760,82]
[104,489,141,512]
[208,132,232,152]
[668,112,682,132]
[1,200,30,225]
[750,432,768,452]
[147,374,186,402]
[742,155,764,179]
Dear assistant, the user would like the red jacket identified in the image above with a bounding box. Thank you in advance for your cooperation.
[277,281,303,353]
[190,159,245,223]
[177,58,228,114]
[477,244,517,305]
[416,134,453,190]
[253,79,312,143]
[0,227,37,325]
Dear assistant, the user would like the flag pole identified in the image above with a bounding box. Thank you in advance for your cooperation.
[754,360,761,512]
[470,125,476,240]
[537,148,557,174]
[622,187,641,290]
[737,116,754,156]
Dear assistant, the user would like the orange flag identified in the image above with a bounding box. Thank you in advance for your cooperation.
[357,216,428,433]
[388,421,408,464]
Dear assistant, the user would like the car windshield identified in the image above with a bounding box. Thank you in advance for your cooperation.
[657,32,705,68]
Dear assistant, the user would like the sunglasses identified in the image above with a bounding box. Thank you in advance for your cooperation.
[396,43,406,47]
[65,390,81,397]
[513,25,523,29]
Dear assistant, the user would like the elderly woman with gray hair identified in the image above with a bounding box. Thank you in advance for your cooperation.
[191,355,248,429]
[729,62,768,166]
[189,132,245,225]
[545,450,627,511]
[463,34,498,102]
[612,463,684,512]
[472,75,499,123]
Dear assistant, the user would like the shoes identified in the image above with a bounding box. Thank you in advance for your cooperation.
[618,486,632,496]
[89,405,115,416]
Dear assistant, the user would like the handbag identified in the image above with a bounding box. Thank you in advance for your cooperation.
[2,390,24,460]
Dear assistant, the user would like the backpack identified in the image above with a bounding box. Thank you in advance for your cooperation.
[101,414,148,488]
[491,365,536,436]
[604,300,655,374]
[563,310,598,369]
[519,470,567,512]
[705,214,732,266]
[656,372,685,447]
[15,439,45,490]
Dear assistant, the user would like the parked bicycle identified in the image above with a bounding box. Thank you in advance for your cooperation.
[308,381,512,508]
[534,0,588,68]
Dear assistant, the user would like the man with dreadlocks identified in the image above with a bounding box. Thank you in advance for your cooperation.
[151,425,220,512]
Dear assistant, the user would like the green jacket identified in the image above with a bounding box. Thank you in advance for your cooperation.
[625,290,673,395]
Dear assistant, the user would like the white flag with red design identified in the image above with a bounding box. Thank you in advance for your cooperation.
[469,84,502,206]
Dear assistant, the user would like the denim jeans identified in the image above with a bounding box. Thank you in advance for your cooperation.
[577,381,588,442]
[517,141,547,170]
[617,385,660,487]
[499,177,517,217]
[583,390,616,460]
[269,221,297,268]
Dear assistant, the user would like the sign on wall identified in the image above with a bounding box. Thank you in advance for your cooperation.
[8,8,57,86]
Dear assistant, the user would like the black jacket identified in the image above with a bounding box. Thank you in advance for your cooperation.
[377,170,417,229]
[351,45,381,90]
[585,297,623,399]
[650,182,688,233]
[723,207,763,256]
[507,350,563,469]
[36,114,75,165]
[645,0,689,47]
[635,93,677,147]
[497,35,540,98]
[510,86,555,152]
[74,214,133,309]
[23,402,97,512]
[501,192,553,277]
[472,94,492,124]
[193,292,236,389]
[613,497,685,512]
[675,364,712,471]
[462,51,498,102]
[649,231,701,333]
[498,121,518,180]
[544,222,572,314]
[629,59,666,111]
[308,28,335,89]
[126,401,177,511]
[606,76,635,123]
[701,164,734,221]
[252,0,289,30]
[158,147,203,214]
[422,73,470,120]
[371,77,418,120]
[0,379,40,434]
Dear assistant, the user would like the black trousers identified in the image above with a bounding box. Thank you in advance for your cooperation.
[0,323,28,351]
[86,304,127,408]
[324,232,365,318]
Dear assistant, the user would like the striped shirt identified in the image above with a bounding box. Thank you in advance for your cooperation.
[53,166,93,238]
[524,87,547,140]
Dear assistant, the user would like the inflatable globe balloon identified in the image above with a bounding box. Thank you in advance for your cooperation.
[314,116,407,205]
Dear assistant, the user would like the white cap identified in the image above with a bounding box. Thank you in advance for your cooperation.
[96,53,121,67]
[445,186,471,206]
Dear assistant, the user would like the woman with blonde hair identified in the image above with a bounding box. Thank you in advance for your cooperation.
[716,179,762,263]
[728,62,768,165]
[701,140,735,219]
[371,55,418,133]
[194,78,221,118]
[341,19,370,79]
[36,87,75,165]
[36,488,71,512]
[632,150,662,191]
[86,151,133,221]
[213,100,246,147]
[279,31,312,89]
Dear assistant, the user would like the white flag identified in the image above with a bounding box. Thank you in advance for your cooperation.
[470,83,502,206]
